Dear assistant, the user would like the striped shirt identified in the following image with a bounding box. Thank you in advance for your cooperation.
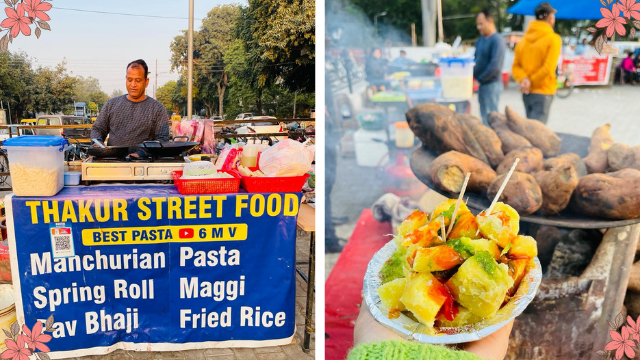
[90,95,169,149]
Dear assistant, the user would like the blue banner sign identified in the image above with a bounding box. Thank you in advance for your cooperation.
[6,185,300,357]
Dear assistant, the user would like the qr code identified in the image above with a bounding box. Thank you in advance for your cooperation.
[53,236,71,251]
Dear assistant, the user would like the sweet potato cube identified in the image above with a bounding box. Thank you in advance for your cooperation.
[446,237,501,261]
[507,259,530,297]
[509,235,538,259]
[400,272,449,327]
[412,246,463,273]
[377,278,407,316]
[448,212,481,240]
[476,202,520,248]
[446,251,514,318]
[436,306,484,328]
[398,210,428,238]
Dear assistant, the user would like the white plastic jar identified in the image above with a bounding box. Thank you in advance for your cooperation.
[3,135,69,196]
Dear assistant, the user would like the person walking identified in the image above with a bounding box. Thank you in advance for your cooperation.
[474,9,507,125]
[512,2,562,124]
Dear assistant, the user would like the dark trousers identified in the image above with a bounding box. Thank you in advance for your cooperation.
[478,80,502,126]
[523,93,554,124]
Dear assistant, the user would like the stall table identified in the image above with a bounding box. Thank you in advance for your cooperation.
[6,185,302,358]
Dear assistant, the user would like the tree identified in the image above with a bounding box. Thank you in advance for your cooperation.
[31,63,77,116]
[156,80,183,115]
[110,89,124,98]
[170,5,240,118]
[249,0,315,92]
[87,102,98,115]
[75,76,109,108]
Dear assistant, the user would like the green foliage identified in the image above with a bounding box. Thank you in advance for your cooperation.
[156,80,183,116]
[87,102,98,115]
[75,76,109,109]
[110,89,124,98]
[249,0,315,92]
[171,5,240,117]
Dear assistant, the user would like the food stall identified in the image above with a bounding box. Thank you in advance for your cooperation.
[0,132,315,357]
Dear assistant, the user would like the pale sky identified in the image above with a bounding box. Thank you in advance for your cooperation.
[9,0,245,95]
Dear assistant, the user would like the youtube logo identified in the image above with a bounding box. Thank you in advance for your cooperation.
[179,228,194,239]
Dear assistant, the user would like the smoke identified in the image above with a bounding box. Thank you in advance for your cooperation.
[326,2,411,49]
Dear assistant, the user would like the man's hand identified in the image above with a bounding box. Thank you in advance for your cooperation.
[519,78,531,94]
[353,302,514,360]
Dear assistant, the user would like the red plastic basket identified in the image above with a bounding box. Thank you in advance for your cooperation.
[238,167,310,193]
[172,171,241,195]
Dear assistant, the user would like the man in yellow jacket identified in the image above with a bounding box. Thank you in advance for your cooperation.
[512,2,562,124]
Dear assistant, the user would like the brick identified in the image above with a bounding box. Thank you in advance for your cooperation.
[203,348,235,356]
[231,348,258,360]
[255,352,288,360]
[205,355,237,360]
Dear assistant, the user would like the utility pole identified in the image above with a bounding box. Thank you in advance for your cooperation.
[437,0,444,43]
[187,0,194,121]
[293,91,297,119]
[155,59,158,99]
[421,0,437,46]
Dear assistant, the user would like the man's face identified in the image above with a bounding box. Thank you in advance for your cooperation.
[547,13,556,27]
[126,66,148,99]
[476,13,490,36]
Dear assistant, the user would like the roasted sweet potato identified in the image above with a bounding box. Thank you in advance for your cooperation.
[505,106,562,157]
[497,147,543,175]
[430,151,497,193]
[583,124,614,174]
[607,145,640,171]
[543,153,587,178]
[533,163,579,215]
[406,104,489,163]
[571,170,640,220]
[608,168,640,179]
[457,114,505,167]
[487,172,543,215]
[487,112,532,154]
[607,143,631,171]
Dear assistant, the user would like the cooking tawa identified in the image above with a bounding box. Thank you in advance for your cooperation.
[410,133,640,229]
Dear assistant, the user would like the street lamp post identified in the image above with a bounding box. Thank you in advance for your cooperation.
[374,11,387,35]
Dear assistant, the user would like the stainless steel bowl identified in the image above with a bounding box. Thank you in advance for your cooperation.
[363,240,542,344]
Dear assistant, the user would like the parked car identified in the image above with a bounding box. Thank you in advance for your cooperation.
[0,125,35,142]
[36,115,92,139]
[234,113,254,121]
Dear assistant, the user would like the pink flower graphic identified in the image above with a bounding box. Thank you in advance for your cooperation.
[23,0,50,21]
[597,3,628,37]
[0,3,32,38]
[619,0,640,20]
[605,326,636,360]
[0,336,31,360]
[628,315,640,342]
[21,322,50,353]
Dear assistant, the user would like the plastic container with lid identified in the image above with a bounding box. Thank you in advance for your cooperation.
[394,122,415,148]
[2,136,68,196]
[438,57,475,99]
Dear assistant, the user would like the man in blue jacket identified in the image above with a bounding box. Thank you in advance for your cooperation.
[474,9,506,125]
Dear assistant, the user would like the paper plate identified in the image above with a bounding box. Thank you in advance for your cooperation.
[363,240,542,344]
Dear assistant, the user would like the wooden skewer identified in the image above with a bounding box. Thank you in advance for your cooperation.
[476,158,520,236]
[487,158,520,215]
[446,172,471,238]
[440,215,446,242]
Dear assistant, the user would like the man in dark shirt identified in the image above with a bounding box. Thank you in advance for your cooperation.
[474,9,506,125]
[91,59,169,155]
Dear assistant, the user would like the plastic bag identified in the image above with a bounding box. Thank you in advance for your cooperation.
[215,145,240,171]
[258,139,315,177]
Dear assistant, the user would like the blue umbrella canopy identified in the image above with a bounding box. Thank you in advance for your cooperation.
[507,0,605,20]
